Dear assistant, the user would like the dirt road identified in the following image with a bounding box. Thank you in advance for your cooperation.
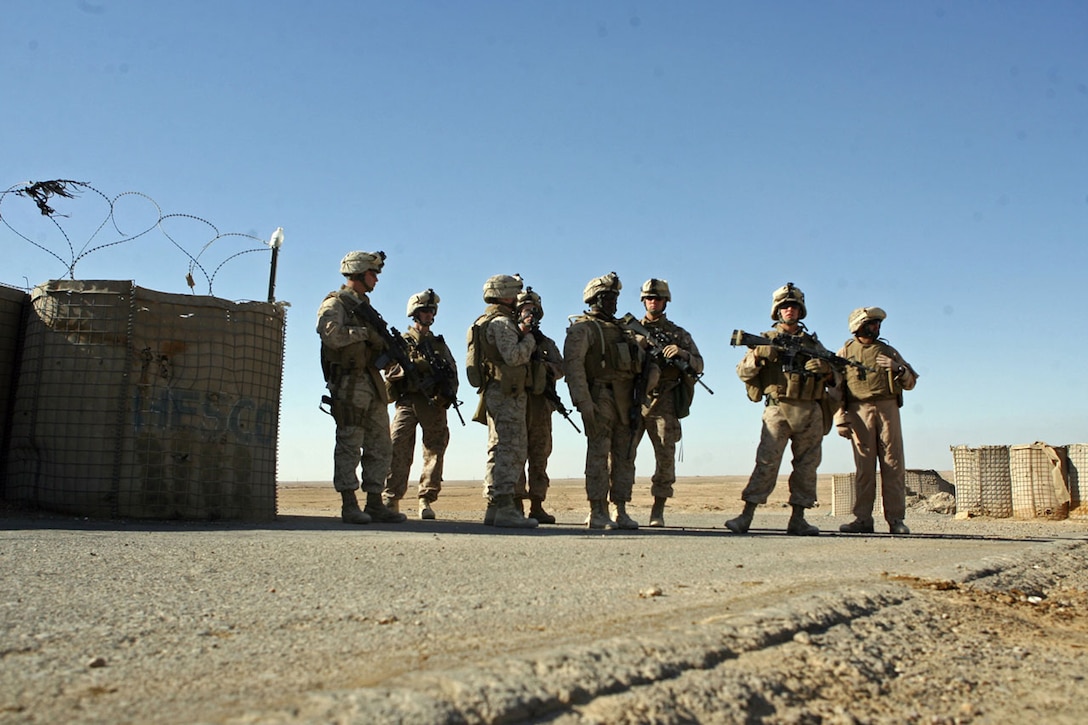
[2,476,1087,723]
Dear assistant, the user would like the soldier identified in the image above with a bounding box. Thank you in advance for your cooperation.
[381,289,459,520]
[834,307,918,535]
[467,274,539,529]
[563,272,644,529]
[631,278,704,527]
[515,287,563,524]
[316,250,407,525]
[725,283,832,536]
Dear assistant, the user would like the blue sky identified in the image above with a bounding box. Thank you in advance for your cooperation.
[4,1,1085,484]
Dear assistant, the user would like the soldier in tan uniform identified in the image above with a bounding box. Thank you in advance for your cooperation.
[726,283,832,536]
[382,289,459,520]
[563,272,645,529]
[631,278,704,528]
[834,307,918,535]
[467,274,539,529]
[515,287,563,524]
[316,251,407,525]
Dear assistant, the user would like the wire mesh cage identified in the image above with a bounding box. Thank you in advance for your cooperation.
[1069,443,1088,519]
[830,472,884,517]
[0,283,29,495]
[1010,443,1069,521]
[3,280,285,520]
[905,469,953,498]
[950,445,1012,518]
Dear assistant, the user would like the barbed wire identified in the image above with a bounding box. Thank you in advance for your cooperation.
[0,179,272,297]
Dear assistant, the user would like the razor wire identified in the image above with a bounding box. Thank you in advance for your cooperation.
[0,179,275,297]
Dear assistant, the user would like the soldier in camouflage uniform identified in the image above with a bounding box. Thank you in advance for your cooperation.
[468,274,539,529]
[725,283,832,536]
[631,279,704,528]
[834,307,918,535]
[563,272,645,530]
[316,251,407,525]
[515,287,563,524]
[382,289,459,520]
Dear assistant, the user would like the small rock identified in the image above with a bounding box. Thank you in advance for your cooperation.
[639,586,663,599]
[88,656,107,668]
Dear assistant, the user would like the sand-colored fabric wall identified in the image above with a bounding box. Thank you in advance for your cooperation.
[3,280,284,520]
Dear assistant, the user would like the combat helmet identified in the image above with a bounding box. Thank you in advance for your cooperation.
[771,282,807,321]
[340,250,386,276]
[517,286,544,320]
[483,274,524,303]
[582,272,622,304]
[640,278,671,302]
[407,288,440,318]
[848,306,887,335]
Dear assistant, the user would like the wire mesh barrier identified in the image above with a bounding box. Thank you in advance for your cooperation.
[0,284,29,489]
[4,280,284,520]
[1010,443,1069,521]
[950,445,1013,518]
[2,179,287,521]
[1069,443,1088,519]
[905,469,954,498]
[950,443,1080,520]
[830,469,952,516]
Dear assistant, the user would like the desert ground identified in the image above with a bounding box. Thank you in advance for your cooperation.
[3,474,1088,724]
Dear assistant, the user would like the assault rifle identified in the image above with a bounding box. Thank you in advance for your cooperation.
[620,313,714,394]
[730,329,875,379]
[340,294,461,419]
[413,334,466,426]
[528,322,581,433]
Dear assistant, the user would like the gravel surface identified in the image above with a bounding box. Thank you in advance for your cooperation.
[2,479,1087,724]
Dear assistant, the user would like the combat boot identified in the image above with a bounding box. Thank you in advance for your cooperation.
[839,518,875,534]
[492,494,539,529]
[888,519,911,535]
[340,490,372,525]
[529,497,556,525]
[649,496,667,527]
[725,501,757,534]
[613,501,639,530]
[786,504,819,536]
[587,500,616,530]
[419,498,436,520]
[364,492,407,523]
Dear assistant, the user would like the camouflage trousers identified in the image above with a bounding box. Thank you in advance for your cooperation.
[383,392,450,504]
[483,384,528,500]
[584,385,636,503]
[331,375,392,494]
[516,393,553,502]
[740,399,823,508]
[843,398,906,523]
[635,389,682,499]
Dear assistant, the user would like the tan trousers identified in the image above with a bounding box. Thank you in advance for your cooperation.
[634,389,682,499]
[331,374,392,494]
[516,393,553,501]
[739,400,823,508]
[844,398,906,522]
[384,392,450,503]
[583,385,636,503]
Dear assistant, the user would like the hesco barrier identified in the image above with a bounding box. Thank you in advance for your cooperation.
[0,284,29,495]
[1069,443,1088,519]
[1010,443,1069,521]
[829,469,952,516]
[950,445,1013,518]
[3,280,284,520]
